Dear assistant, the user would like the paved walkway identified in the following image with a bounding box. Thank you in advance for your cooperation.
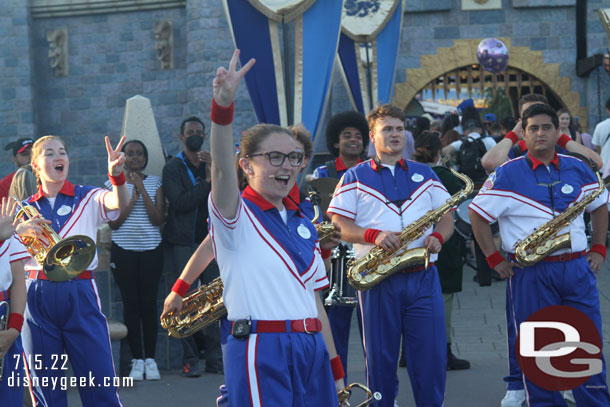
[67,261,610,406]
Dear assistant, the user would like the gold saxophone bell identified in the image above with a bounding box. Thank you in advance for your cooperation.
[161,277,227,338]
[14,198,96,282]
[338,382,382,406]
[307,184,336,244]
[0,300,8,382]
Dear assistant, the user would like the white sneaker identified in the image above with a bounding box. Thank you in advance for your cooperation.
[129,359,144,381]
[562,390,575,404]
[144,358,160,380]
[501,390,526,407]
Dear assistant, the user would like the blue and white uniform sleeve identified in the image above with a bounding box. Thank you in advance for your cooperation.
[426,170,451,210]
[207,194,246,247]
[9,235,29,263]
[327,172,357,221]
[469,169,511,223]
[579,167,610,212]
[313,242,329,291]
[93,187,120,223]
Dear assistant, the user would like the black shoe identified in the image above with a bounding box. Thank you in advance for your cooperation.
[205,360,224,374]
[447,345,470,370]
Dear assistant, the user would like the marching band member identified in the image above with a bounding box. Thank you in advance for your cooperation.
[204,49,343,405]
[18,135,128,407]
[312,111,368,383]
[469,103,610,406]
[0,198,29,406]
[329,104,453,407]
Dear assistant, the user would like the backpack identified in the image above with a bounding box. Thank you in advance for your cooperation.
[456,136,488,182]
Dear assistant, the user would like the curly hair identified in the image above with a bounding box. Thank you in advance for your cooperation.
[366,104,406,134]
[325,111,369,157]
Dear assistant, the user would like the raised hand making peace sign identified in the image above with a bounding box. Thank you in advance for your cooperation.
[213,49,255,107]
[105,135,126,176]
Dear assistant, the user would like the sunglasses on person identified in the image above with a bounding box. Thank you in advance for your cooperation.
[246,151,304,167]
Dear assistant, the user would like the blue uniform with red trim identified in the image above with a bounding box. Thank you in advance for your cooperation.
[328,158,448,407]
[20,182,121,407]
[208,186,337,407]
[313,157,363,384]
[0,235,30,406]
[470,153,610,406]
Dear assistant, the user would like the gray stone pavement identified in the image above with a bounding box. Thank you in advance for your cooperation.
[67,261,610,406]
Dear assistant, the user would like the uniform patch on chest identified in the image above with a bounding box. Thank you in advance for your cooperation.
[297,224,311,239]
[57,205,72,216]
[561,184,574,194]
[411,173,424,182]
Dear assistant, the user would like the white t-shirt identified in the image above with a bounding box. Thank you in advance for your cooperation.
[592,118,610,168]
[450,131,497,152]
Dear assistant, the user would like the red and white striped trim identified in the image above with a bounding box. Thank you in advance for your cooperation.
[246,334,262,407]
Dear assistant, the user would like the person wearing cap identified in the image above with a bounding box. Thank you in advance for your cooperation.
[0,138,34,201]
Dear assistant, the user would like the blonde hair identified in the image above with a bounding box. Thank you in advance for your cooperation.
[31,135,68,186]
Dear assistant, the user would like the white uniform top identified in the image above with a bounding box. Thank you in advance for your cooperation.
[0,235,29,291]
[23,182,119,272]
[470,154,609,254]
[208,186,329,321]
[449,131,497,152]
[327,159,451,261]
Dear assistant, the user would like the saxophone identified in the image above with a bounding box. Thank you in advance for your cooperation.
[308,185,336,245]
[348,169,473,290]
[514,172,605,266]
[160,277,227,338]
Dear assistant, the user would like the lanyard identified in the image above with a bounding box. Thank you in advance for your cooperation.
[177,152,197,186]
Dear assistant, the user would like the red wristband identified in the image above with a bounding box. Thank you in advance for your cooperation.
[504,131,519,146]
[486,251,504,269]
[211,99,234,125]
[364,228,381,245]
[321,248,332,259]
[429,232,444,245]
[330,356,345,381]
[7,313,23,332]
[589,244,606,261]
[557,134,571,149]
[108,171,126,186]
[171,278,190,298]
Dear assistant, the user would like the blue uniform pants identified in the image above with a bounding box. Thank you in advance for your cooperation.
[358,267,446,407]
[0,299,25,406]
[22,279,121,407]
[509,258,610,407]
[225,331,337,407]
[505,280,525,390]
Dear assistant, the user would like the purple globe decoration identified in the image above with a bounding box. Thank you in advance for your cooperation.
[477,38,509,74]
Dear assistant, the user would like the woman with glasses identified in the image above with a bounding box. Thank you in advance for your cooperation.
[169,50,343,406]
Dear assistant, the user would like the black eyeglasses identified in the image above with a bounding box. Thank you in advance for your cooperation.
[246,151,304,167]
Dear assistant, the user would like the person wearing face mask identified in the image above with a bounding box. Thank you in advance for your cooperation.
[162,116,222,377]
[104,140,164,381]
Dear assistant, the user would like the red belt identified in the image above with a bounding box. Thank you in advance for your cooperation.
[27,270,94,281]
[0,290,9,301]
[507,251,586,263]
[402,262,435,273]
[232,318,322,334]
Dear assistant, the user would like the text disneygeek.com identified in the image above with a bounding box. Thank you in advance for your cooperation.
[8,372,134,390]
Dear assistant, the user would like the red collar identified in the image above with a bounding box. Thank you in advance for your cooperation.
[288,183,301,204]
[335,157,363,172]
[517,139,527,153]
[242,185,298,211]
[370,157,408,172]
[30,181,75,202]
[527,152,559,170]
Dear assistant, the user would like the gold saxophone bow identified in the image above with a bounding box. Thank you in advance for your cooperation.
[338,382,382,406]
[161,277,227,338]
